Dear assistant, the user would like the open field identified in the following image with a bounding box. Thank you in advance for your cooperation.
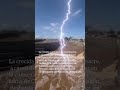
[35,39,85,90]
[0,40,34,71]
[86,36,120,89]
[86,36,120,70]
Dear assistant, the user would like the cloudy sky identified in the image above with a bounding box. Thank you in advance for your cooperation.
[35,0,85,39]
[86,0,120,26]
[0,0,34,26]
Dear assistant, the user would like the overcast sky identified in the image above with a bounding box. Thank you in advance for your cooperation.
[0,0,34,26]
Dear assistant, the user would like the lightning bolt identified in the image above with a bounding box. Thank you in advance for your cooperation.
[36,0,83,89]
[59,0,72,54]
[57,0,72,86]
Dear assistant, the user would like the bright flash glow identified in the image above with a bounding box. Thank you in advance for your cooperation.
[59,0,72,54]
[58,0,72,85]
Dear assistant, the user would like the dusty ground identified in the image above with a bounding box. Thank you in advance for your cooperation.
[35,41,85,90]
[86,36,120,90]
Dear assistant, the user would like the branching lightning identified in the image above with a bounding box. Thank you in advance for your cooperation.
[57,0,72,86]
[36,0,83,89]
[59,0,72,54]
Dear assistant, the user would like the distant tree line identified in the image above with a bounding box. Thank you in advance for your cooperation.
[86,26,120,38]
[0,29,28,39]
[64,37,73,41]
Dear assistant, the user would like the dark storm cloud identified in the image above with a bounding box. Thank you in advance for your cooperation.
[0,0,34,25]
[86,0,120,26]
[0,24,33,31]
[17,0,34,9]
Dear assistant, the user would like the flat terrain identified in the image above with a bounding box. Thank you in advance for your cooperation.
[86,36,120,90]
[35,40,85,90]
